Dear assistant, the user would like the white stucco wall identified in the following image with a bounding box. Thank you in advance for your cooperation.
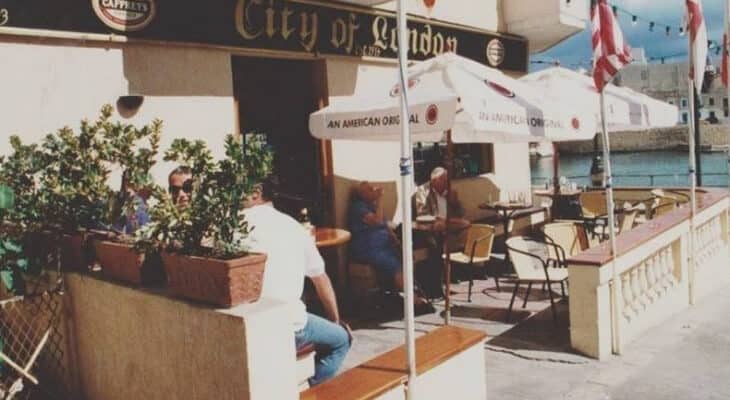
[0,42,236,186]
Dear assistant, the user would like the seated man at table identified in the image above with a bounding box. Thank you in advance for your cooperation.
[349,181,432,309]
[413,167,464,219]
[243,177,352,386]
[413,167,467,282]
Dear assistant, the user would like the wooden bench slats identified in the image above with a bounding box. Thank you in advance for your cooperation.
[300,326,487,400]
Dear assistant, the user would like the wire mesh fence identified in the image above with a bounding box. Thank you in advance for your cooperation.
[0,266,70,399]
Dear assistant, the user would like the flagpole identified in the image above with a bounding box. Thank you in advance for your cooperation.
[395,0,417,397]
[687,37,698,306]
[600,90,622,354]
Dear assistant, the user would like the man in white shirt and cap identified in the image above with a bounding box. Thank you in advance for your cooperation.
[243,177,351,386]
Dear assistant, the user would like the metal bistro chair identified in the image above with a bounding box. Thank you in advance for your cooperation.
[541,221,588,262]
[578,191,608,240]
[505,236,568,322]
[447,224,496,302]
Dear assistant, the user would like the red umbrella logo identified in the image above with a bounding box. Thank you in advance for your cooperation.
[571,117,581,130]
[426,104,439,125]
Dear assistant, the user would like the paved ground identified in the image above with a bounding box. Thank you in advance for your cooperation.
[342,262,730,400]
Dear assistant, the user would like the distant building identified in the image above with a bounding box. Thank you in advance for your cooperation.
[616,61,728,125]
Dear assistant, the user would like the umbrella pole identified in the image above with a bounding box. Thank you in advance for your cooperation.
[688,79,698,306]
[395,0,417,397]
[600,91,622,355]
[552,142,560,219]
[444,130,453,325]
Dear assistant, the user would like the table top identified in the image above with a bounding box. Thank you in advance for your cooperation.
[533,189,583,197]
[412,217,471,233]
[478,201,533,211]
[315,228,351,248]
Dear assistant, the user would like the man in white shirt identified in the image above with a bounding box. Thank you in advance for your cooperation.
[243,178,351,386]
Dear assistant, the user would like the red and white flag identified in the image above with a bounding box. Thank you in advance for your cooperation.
[591,0,632,92]
[685,0,708,89]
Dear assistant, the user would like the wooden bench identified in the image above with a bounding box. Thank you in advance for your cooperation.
[300,326,487,400]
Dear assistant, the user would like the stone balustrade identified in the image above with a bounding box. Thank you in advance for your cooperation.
[568,188,729,359]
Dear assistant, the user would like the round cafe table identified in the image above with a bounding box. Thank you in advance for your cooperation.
[314,228,351,248]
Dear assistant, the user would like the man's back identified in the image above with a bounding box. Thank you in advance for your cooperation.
[243,204,324,331]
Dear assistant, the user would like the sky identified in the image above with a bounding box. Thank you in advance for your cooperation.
[534,0,728,71]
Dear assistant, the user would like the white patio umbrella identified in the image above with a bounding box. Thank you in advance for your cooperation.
[310,54,598,144]
[521,67,678,132]
[309,53,596,397]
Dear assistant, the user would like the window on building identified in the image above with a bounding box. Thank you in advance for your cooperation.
[640,70,648,80]
[725,97,728,107]
[681,98,688,108]
[413,143,494,185]
[682,113,688,124]
[725,109,729,117]
[709,97,715,106]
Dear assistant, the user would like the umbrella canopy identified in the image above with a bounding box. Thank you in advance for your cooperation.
[521,67,678,132]
[310,53,597,143]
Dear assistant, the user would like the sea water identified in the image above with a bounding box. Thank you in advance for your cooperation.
[531,151,730,188]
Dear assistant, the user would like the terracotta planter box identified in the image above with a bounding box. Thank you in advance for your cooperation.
[94,241,145,285]
[160,252,267,307]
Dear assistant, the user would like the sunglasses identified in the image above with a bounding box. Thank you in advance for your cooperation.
[169,179,194,196]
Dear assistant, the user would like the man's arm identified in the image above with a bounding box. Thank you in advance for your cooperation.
[310,273,340,323]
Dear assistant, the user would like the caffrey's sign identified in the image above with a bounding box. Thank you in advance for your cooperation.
[0,0,528,71]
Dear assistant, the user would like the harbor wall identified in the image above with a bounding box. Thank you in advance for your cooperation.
[556,125,730,154]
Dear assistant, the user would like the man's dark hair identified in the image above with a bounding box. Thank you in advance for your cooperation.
[257,175,280,202]
[168,165,192,183]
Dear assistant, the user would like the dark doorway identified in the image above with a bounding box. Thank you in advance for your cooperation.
[232,56,330,223]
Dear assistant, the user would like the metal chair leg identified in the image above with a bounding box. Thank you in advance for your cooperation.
[506,282,519,322]
[522,282,532,308]
[467,271,474,303]
[560,281,566,298]
[494,267,501,293]
[547,281,558,322]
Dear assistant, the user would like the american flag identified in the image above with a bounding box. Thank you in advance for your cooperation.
[685,0,708,89]
[591,0,632,92]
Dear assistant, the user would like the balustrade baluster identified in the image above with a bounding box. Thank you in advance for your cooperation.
[630,268,644,311]
[621,272,635,320]
[645,257,659,301]
[638,263,651,306]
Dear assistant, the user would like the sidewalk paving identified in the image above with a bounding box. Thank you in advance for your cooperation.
[343,269,730,400]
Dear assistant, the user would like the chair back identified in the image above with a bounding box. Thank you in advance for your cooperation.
[618,209,638,233]
[651,199,676,219]
[463,224,495,258]
[542,222,582,257]
[579,191,607,218]
[506,236,549,281]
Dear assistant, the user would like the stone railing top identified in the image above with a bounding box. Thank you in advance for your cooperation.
[300,326,486,400]
[568,188,729,267]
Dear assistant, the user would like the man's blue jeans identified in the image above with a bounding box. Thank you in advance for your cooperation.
[295,313,351,386]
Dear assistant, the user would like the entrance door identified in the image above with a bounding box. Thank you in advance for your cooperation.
[232,57,331,223]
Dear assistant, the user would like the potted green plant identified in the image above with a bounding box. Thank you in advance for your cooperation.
[92,107,162,285]
[0,137,54,294]
[37,107,119,270]
[135,134,273,307]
